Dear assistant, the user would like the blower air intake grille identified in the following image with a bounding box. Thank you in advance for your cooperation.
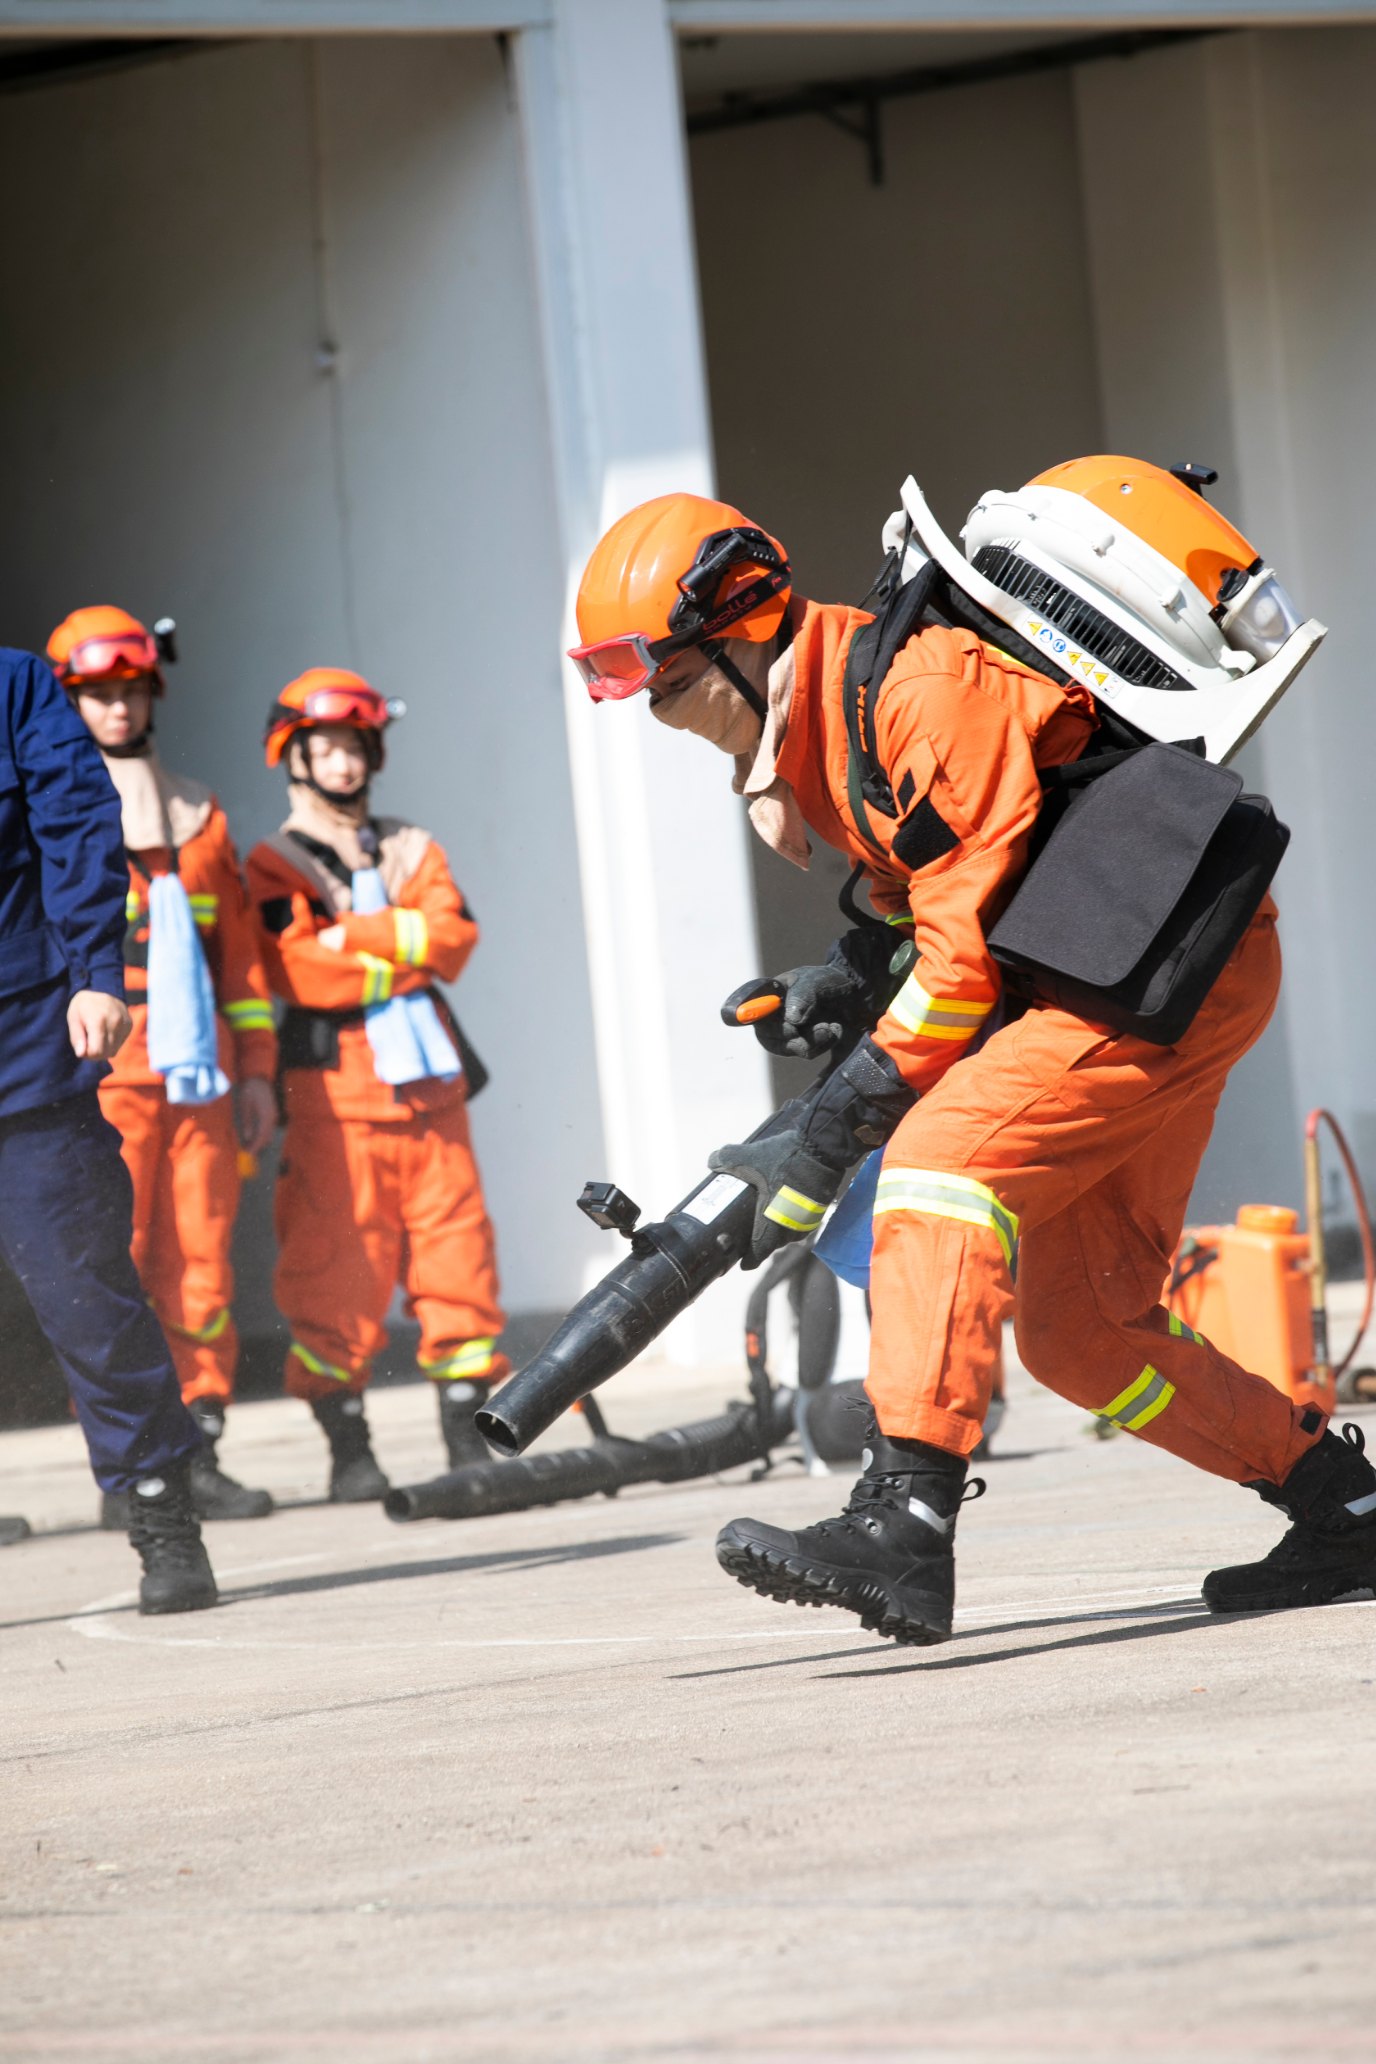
[971,545,1186,691]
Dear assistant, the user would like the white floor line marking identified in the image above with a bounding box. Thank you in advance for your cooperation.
[63,1548,1209,1650]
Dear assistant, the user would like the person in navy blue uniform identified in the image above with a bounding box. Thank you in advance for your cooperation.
[0,646,217,1612]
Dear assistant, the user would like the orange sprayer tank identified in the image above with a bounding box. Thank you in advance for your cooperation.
[1169,1206,1334,1415]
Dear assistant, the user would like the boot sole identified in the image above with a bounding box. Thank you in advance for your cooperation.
[716,1532,950,1647]
[138,1586,219,1616]
[1205,1575,1376,1614]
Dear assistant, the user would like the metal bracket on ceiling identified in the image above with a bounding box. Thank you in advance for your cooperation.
[820,92,884,188]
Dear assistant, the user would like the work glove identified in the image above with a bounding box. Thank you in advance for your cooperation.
[721,928,911,1061]
[710,1037,917,1267]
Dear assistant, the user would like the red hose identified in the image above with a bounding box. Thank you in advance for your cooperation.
[1306,1108,1376,1379]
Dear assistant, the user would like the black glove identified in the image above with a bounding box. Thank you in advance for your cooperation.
[721,928,911,1060]
[709,1037,917,1266]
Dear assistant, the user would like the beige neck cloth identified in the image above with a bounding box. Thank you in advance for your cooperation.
[733,639,811,871]
[284,780,374,873]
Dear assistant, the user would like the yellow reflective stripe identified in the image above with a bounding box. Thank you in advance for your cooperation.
[763,1184,827,1233]
[357,953,394,1006]
[392,907,429,968]
[874,1168,1018,1266]
[884,913,916,928]
[1167,1310,1204,1345]
[885,973,994,1043]
[289,1339,353,1384]
[1096,1364,1176,1432]
[188,893,219,929]
[421,1337,498,1379]
[167,1307,230,1345]
[125,890,143,921]
[223,999,275,1030]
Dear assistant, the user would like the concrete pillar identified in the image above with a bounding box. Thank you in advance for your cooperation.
[513,0,773,1353]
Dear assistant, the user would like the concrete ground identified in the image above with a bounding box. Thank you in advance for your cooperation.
[3,1326,1376,2064]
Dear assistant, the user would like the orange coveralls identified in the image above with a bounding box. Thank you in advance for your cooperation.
[246,828,507,1403]
[778,599,1322,1489]
[102,801,277,1407]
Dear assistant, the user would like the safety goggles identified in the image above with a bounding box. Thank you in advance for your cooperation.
[61,631,161,683]
[568,632,673,703]
[278,686,406,730]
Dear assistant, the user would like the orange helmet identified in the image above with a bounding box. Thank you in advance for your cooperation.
[1026,456,1260,617]
[47,605,169,695]
[264,667,405,770]
[571,493,790,702]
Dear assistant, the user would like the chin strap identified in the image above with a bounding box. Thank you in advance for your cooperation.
[100,728,155,760]
[700,639,768,722]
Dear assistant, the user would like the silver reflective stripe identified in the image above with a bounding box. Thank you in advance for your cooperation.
[907,1496,953,1535]
[1345,1489,1376,1518]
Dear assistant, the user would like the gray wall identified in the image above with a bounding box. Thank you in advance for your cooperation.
[0,37,605,1335]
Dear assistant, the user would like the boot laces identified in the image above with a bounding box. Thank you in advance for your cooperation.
[815,1470,985,1541]
[128,1481,201,1561]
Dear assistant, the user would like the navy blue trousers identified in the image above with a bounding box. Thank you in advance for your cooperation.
[0,1091,200,1492]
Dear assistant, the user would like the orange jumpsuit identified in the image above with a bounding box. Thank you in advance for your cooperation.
[246,821,507,1403]
[100,777,277,1407]
[775,599,1322,1489]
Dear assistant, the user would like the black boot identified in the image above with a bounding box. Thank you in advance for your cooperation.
[0,1515,31,1548]
[1204,1423,1376,1614]
[186,1400,274,1521]
[312,1394,389,1503]
[716,1429,983,1646]
[99,1491,130,1530]
[127,1461,219,1615]
[437,1380,493,1471]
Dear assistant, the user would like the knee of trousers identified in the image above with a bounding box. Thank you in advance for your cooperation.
[1012,1290,1062,1383]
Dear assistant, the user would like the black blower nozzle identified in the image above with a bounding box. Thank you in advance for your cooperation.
[475,1083,827,1459]
[475,1175,760,1458]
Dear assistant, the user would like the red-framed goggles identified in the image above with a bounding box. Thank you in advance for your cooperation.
[569,630,673,703]
[276,685,404,731]
[60,631,162,684]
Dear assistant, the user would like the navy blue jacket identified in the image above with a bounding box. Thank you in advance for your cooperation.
[0,650,127,1117]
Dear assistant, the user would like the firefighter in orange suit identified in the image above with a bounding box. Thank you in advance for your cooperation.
[569,475,1376,1643]
[48,607,277,1524]
[246,670,507,1501]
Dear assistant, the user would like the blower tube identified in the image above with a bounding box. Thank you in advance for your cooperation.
[475,1091,813,1459]
[386,1394,796,1524]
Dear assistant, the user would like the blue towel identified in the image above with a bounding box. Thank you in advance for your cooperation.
[145,873,230,1106]
[351,867,461,1088]
[813,1147,884,1289]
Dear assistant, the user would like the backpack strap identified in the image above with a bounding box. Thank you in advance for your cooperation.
[842,554,942,855]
